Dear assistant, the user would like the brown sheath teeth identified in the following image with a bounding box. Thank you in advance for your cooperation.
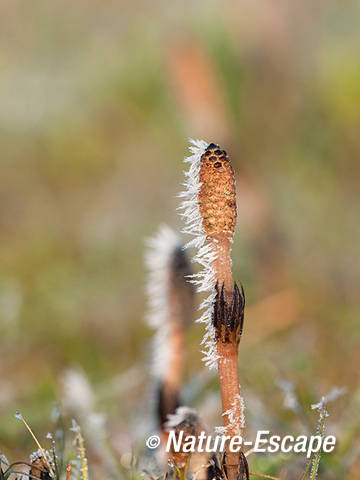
[237,452,249,480]
[213,282,245,344]
[221,452,249,480]
[207,455,224,480]
[30,456,52,480]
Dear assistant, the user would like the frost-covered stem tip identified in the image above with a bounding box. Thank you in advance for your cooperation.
[179,141,246,480]
[145,226,194,438]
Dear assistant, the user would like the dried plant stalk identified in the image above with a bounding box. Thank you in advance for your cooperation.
[179,141,246,480]
[145,226,194,437]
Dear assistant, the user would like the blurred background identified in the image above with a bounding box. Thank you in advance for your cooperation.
[0,0,359,478]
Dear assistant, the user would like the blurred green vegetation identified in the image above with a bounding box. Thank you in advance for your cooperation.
[0,1,360,478]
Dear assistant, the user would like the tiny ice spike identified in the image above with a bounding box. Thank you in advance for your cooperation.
[15,411,22,421]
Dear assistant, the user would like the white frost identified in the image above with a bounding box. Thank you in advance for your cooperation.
[220,394,245,436]
[29,448,53,465]
[165,406,198,430]
[309,387,346,480]
[178,139,218,369]
[61,368,94,415]
[145,224,182,378]
[278,379,300,412]
[311,386,347,411]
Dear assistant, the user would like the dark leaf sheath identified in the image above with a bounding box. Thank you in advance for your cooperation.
[221,451,249,480]
[213,282,245,344]
[237,452,249,480]
[207,454,225,480]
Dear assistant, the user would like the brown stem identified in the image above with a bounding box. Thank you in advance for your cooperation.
[210,234,233,300]
[165,325,185,397]
[66,464,72,480]
[160,245,193,440]
[210,235,244,480]
[250,473,281,480]
[160,325,185,442]
[197,142,241,480]
[217,343,242,436]
[218,343,242,480]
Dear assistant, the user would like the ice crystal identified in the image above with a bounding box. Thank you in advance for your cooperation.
[178,139,218,369]
[14,410,22,421]
[278,379,300,412]
[220,394,246,435]
[145,224,182,378]
[309,387,346,479]
[29,448,53,465]
[311,386,347,411]
[165,406,198,430]
[62,368,94,415]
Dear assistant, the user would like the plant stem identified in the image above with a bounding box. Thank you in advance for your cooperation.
[210,235,233,298]
[218,342,242,480]
[210,238,244,480]
[66,464,72,480]
[198,142,244,480]
[180,141,245,479]
[250,473,281,480]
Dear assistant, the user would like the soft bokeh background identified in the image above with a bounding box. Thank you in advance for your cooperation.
[1,1,360,478]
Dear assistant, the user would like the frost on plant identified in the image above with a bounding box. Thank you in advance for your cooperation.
[311,386,347,411]
[308,387,346,480]
[29,448,53,465]
[145,224,183,377]
[0,454,9,468]
[215,393,245,436]
[62,368,95,416]
[164,406,199,430]
[178,139,219,369]
[278,379,301,412]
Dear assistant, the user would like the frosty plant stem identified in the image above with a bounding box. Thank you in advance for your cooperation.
[145,225,194,438]
[179,141,246,480]
[71,420,89,480]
